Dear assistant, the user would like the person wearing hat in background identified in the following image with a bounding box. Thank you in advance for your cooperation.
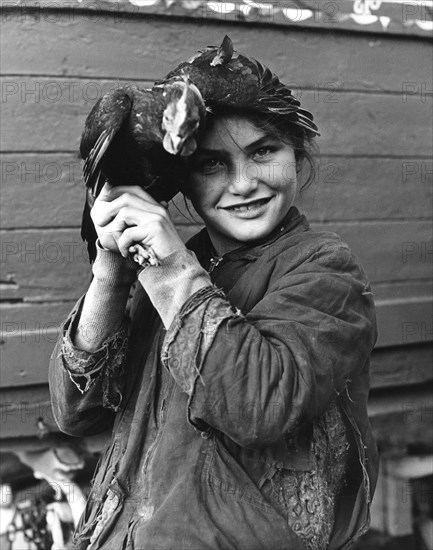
[49,37,378,550]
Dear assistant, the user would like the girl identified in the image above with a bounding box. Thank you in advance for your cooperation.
[50,42,378,550]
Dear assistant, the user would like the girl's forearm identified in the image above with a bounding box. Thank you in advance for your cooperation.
[72,279,132,351]
[71,243,137,352]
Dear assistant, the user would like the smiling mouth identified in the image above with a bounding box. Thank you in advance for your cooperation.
[222,197,272,212]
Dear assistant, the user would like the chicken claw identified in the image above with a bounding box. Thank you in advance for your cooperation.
[129,244,161,267]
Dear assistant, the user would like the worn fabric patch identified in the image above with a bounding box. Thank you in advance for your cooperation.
[161,285,244,432]
[267,401,349,550]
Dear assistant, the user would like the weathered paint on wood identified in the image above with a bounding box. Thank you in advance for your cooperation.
[2,78,431,156]
[375,296,433,347]
[0,302,74,388]
[368,384,433,417]
[2,367,432,441]
[0,221,430,302]
[371,282,433,348]
[296,157,433,222]
[370,345,433,388]
[2,154,431,229]
[2,12,431,81]
[1,301,76,326]
[372,281,433,301]
[0,77,152,152]
[1,7,431,454]
[1,301,431,392]
[1,229,91,301]
[2,331,432,389]
[368,383,433,451]
[0,390,59,439]
[369,410,433,451]
[0,226,202,300]
[1,331,60,387]
[1,153,85,229]
[312,221,432,283]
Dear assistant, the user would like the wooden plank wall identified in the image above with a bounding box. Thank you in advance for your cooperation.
[1,8,432,448]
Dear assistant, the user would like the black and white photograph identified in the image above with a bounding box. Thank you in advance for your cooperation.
[1,1,432,549]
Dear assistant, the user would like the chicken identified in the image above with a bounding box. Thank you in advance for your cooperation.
[80,79,205,263]
[80,35,318,263]
[157,35,319,137]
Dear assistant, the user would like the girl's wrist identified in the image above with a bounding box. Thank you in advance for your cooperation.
[138,248,212,329]
[92,239,137,288]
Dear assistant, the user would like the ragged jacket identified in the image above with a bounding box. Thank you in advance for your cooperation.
[49,207,379,550]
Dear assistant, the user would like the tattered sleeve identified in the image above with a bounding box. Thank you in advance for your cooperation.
[49,244,137,437]
[49,298,129,436]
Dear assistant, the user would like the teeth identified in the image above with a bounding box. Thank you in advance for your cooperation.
[228,199,268,212]
[234,205,253,212]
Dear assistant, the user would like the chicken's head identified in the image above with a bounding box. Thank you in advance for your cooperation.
[161,79,205,157]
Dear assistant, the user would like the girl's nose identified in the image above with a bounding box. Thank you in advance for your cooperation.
[227,161,260,195]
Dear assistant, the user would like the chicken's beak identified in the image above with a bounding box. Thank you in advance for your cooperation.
[180,135,198,156]
[163,132,184,155]
[171,135,184,153]
[163,132,198,156]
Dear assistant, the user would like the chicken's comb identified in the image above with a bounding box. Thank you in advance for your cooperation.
[187,35,234,65]
[210,35,234,66]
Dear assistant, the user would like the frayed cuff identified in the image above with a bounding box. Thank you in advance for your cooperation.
[61,321,129,410]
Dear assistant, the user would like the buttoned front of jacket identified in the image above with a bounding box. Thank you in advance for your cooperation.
[50,207,378,550]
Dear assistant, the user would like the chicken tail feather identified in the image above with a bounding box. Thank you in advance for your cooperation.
[80,198,98,263]
[83,129,115,196]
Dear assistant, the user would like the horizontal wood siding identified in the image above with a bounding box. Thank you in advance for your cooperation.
[2,78,432,155]
[1,8,432,447]
[2,155,432,227]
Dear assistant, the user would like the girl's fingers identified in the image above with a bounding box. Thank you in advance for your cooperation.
[90,186,181,259]
[105,210,165,254]
[116,217,184,260]
[91,194,167,228]
[100,208,152,243]
[99,184,160,206]
[117,226,151,257]
[115,206,165,229]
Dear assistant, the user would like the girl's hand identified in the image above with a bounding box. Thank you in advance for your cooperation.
[90,183,186,260]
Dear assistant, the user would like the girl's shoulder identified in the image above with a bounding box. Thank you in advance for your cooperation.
[264,225,370,285]
[265,224,354,265]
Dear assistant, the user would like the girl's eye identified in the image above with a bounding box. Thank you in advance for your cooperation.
[253,147,274,159]
[204,159,221,168]
[191,157,223,175]
[200,158,224,173]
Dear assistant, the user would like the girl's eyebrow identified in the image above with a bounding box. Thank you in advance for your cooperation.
[196,135,274,156]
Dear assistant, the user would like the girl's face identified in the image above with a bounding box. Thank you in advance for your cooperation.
[187,115,298,255]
